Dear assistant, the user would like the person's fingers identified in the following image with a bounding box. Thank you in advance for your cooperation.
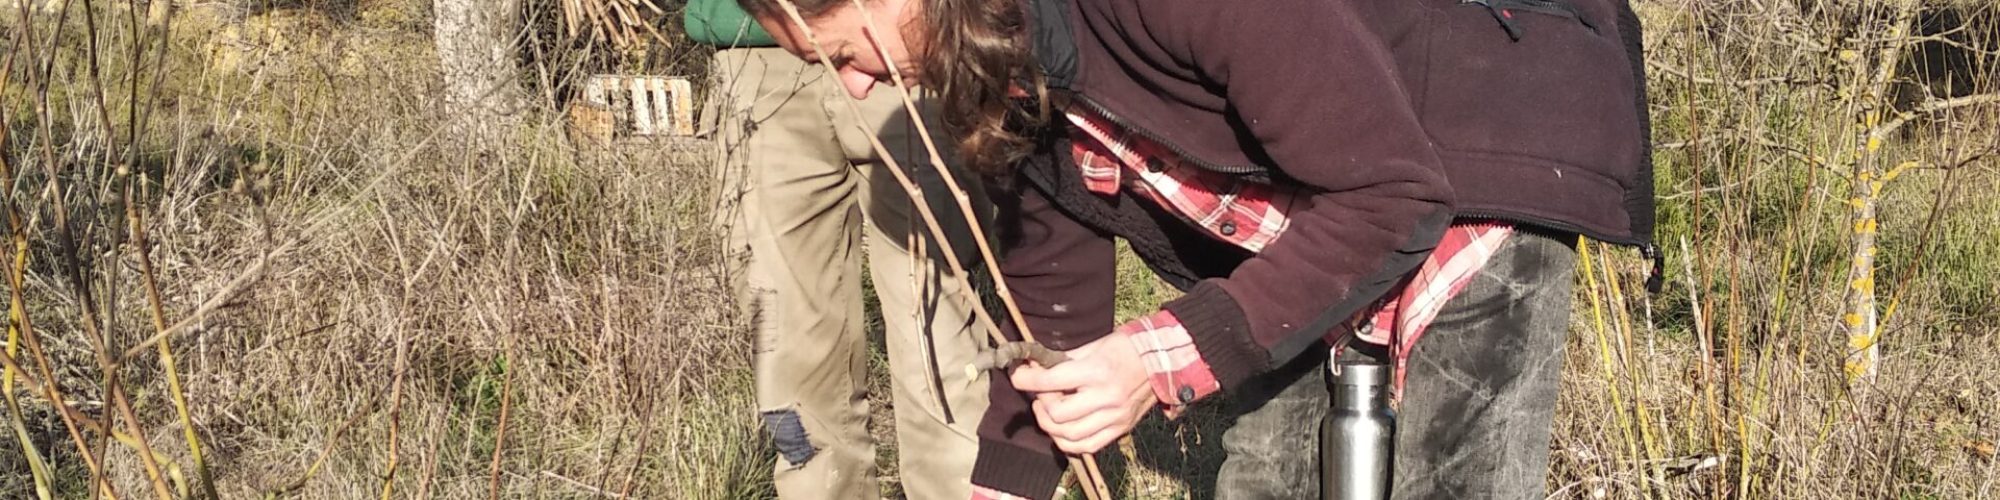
[1041,387,1113,424]
[1052,417,1136,455]
[1036,396,1130,440]
[1030,398,1060,436]
[1010,359,1105,393]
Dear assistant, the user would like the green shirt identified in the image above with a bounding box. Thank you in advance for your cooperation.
[684,0,777,47]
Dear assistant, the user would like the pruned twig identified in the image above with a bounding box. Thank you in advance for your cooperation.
[970,341,1068,374]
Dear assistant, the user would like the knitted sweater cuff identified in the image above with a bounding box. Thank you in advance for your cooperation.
[970,438,1067,500]
[1162,281,1270,391]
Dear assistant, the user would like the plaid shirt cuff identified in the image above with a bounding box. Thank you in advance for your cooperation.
[1117,310,1222,416]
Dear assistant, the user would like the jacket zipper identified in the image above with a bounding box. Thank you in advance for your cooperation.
[1069,95,1269,175]
[1459,208,1663,292]
[1462,0,1599,42]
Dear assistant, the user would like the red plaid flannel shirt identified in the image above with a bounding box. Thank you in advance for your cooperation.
[970,109,1515,500]
[1067,109,1515,412]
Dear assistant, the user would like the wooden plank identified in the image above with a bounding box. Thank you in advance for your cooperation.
[648,77,673,138]
[669,78,695,136]
[628,76,655,136]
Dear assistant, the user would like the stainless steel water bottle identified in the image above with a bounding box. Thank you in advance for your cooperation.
[1323,361,1395,500]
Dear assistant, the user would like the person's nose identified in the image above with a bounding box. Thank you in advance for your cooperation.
[838,67,878,100]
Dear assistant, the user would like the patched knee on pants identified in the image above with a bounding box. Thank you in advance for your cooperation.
[760,407,817,467]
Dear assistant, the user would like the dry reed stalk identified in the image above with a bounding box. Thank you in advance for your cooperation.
[380,326,411,500]
[1613,245,1671,494]
[50,182,177,500]
[586,391,635,497]
[1680,225,1728,458]
[8,1,125,495]
[1597,242,1665,498]
[761,1,999,347]
[100,311,178,500]
[1677,235,1726,451]
[3,253,55,500]
[24,3,204,495]
[40,20,177,490]
[417,402,449,499]
[489,348,518,500]
[1579,240,1646,498]
[618,368,672,500]
[1668,2,1729,466]
[4,208,124,492]
[0,37,56,500]
[616,423,652,499]
[2,351,54,500]
[538,470,615,496]
[840,0,1041,373]
[128,180,220,499]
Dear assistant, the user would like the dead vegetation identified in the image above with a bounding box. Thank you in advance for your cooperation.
[0,0,1994,499]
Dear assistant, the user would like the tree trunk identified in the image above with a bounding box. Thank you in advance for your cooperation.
[434,0,528,149]
[1841,1,1919,389]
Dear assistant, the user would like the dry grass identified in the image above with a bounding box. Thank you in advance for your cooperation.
[0,1,1995,499]
[4,2,764,498]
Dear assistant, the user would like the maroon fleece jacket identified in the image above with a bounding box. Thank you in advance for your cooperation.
[970,0,1454,495]
[974,0,1653,495]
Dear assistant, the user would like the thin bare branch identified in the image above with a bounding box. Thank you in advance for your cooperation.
[488,345,517,500]
[1648,60,1816,88]
[1872,93,2000,140]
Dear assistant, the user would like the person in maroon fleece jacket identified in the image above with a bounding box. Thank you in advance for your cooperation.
[738,0,1653,497]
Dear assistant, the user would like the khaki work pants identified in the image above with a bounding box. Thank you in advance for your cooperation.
[707,47,991,499]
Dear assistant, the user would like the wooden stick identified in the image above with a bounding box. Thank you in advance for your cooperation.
[634,0,665,16]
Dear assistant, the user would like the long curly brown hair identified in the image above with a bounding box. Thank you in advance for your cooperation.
[734,0,1047,174]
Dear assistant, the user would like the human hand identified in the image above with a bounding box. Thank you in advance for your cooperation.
[1009,333,1158,454]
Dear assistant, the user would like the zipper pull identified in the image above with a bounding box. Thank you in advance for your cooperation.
[1641,243,1665,294]
[1464,0,1524,42]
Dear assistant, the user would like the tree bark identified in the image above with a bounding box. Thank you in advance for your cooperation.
[1841,1,1920,389]
[434,0,528,149]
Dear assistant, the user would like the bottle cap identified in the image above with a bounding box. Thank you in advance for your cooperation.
[1332,361,1391,387]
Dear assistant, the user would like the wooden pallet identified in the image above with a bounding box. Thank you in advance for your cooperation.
[568,74,695,144]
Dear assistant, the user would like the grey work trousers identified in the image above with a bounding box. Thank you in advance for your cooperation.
[1213,228,1579,500]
